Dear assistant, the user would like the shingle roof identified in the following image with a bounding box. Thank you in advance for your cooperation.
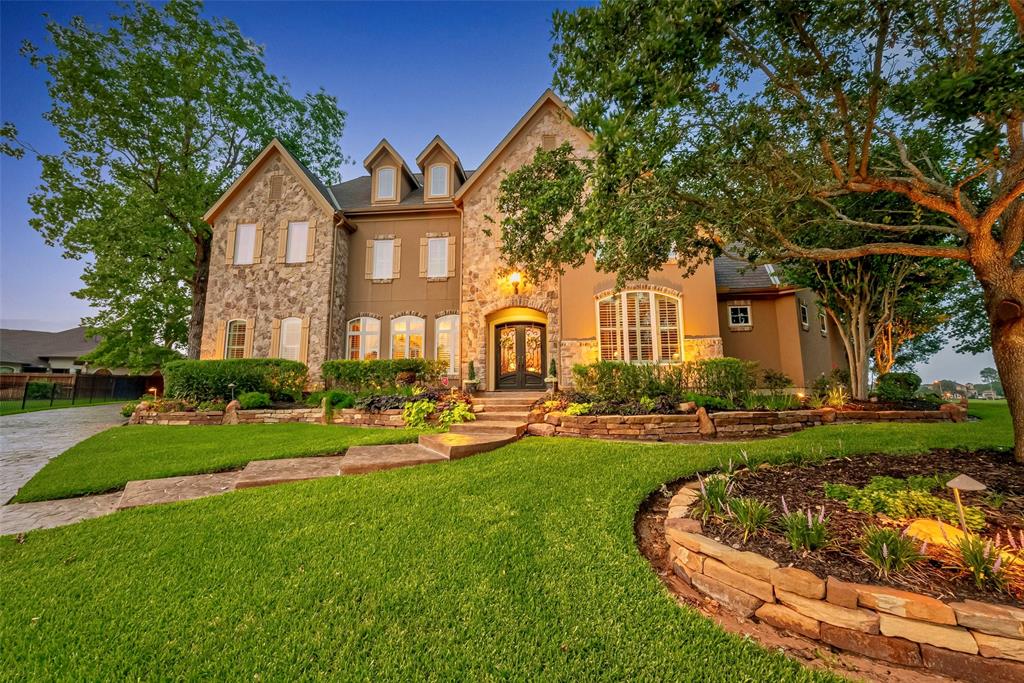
[0,327,99,366]
[713,257,786,291]
[331,170,476,211]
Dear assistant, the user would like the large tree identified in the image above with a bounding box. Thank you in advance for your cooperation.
[3,0,347,365]
[495,0,1024,460]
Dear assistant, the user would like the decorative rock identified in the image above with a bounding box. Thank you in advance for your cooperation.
[855,584,957,625]
[696,407,716,437]
[951,600,1024,639]
[691,573,764,618]
[819,407,836,423]
[878,613,978,654]
[677,401,697,413]
[527,409,545,424]
[672,545,704,575]
[770,566,825,599]
[940,403,966,422]
[670,488,699,509]
[818,623,922,666]
[703,557,775,602]
[974,631,1024,662]
[776,589,880,634]
[667,530,777,581]
[544,411,562,426]
[526,422,555,436]
[755,603,820,639]
[826,576,860,609]
[921,643,1024,683]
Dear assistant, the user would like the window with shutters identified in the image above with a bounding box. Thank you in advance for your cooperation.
[596,291,682,363]
[391,315,424,359]
[269,175,283,200]
[285,221,309,264]
[427,237,448,278]
[376,167,396,200]
[347,317,380,360]
[428,164,448,198]
[225,320,247,359]
[435,315,459,375]
[372,239,394,279]
[233,224,256,265]
[278,317,302,361]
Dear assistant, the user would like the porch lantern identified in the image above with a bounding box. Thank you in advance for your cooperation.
[508,271,523,295]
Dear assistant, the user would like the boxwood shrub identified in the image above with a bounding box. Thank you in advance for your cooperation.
[571,358,758,407]
[164,359,307,402]
[321,359,444,392]
[876,371,922,402]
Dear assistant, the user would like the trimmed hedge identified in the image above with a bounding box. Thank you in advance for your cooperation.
[164,359,307,402]
[571,358,758,406]
[25,381,57,400]
[321,359,445,392]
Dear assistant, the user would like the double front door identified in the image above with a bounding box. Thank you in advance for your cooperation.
[495,323,546,390]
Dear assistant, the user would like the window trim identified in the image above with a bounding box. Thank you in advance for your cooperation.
[594,290,683,363]
[427,163,449,198]
[799,302,810,329]
[232,223,257,266]
[284,220,309,265]
[390,315,425,359]
[727,304,752,329]
[225,319,247,359]
[372,238,395,280]
[435,314,459,375]
[278,316,302,361]
[819,312,828,336]
[426,236,449,278]
[375,166,397,201]
[346,317,381,360]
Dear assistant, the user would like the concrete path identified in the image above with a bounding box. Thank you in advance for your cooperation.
[0,403,125,504]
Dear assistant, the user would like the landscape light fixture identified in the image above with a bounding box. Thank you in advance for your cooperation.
[228,382,236,401]
[945,474,986,534]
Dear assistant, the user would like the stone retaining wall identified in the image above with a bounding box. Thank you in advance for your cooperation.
[131,402,409,428]
[528,405,964,441]
[330,408,406,428]
[664,484,1024,682]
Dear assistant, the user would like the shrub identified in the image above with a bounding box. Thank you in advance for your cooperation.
[548,358,557,379]
[467,360,476,381]
[825,385,849,409]
[196,400,227,412]
[956,534,1012,591]
[695,474,734,521]
[164,359,307,402]
[437,400,475,430]
[564,402,593,416]
[321,359,444,393]
[120,399,141,417]
[761,368,793,392]
[25,381,56,400]
[727,497,773,542]
[876,372,922,402]
[860,526,925,577]
[780,498,828,552]
[812,368,851,396]
[682,393,734,411]
[305,390,355,409]
[402,399,437,428]
[355,394,409,413]
[237,391,271,409]
[828,474,985,530]
[570,357,758,407]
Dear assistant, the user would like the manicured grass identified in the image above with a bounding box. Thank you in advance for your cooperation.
[12,424,423,503]
[0,404,1012,680]
[0,398,121,417]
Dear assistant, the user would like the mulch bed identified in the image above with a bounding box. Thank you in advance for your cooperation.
[693,449,1024,607]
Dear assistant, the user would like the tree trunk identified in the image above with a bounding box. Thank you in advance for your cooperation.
[187,236,211,359]
[988,296,1024,463]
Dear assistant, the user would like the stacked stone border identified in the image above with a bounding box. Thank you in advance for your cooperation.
[130,401,408,428]
[527,404,966,440]
[663,480,1024,682]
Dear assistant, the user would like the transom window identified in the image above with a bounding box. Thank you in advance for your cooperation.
[391,315,424,359]
[233,224,256,265]
[435,315,459,375]
[225,320,247,359]
[428,164,448,197]
[279,317,302,361]
[597,291,682,363]
[427,237,448,278]
[347,317,380,360]
[376,167,396,200]
[373,239,394,279]
[728,305,752,327]
[285,221,308,264]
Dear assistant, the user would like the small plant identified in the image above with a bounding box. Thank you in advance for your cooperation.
[827,474,986,530]
[548,358,557,379]
[806,393,826,409]
[825,385,849,409]
[728,497,773,542]
[437,400,475,430]
[956,534,1010,591]
[120,399,142,417]
[860,526,925,577]
[467,360,476,382]
[780,498,829,552]
[196,400,227,412]
[564,402,593,416]
[638,395,656,413]
[695,474,734,521]
[401,399,437,428]
[237,391,271,409]
[761,368,793,392]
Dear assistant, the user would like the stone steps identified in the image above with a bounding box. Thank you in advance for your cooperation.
[418,432,518,459]
[474,411,530,422]
[449,421,528,437]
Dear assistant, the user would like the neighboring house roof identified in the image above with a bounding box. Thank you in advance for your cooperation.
[204,138,339,224]
[713,257,789,293]
[0,327,98,366]
[331,170,477,212]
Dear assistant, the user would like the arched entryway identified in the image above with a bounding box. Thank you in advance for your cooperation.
[484,306,549,392]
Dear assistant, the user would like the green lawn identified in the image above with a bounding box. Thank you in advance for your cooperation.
[12,424,423,503]
[0,398,122,417]
[0,404,1012,680]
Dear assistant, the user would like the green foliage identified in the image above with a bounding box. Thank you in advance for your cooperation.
[727,497,773,543]
[828,474,986,530]
[25,382,56,400]
[746,393,799,411]
[401,399,437,429]
[164,359,308,402]
[120,400,142,418]
[825,386,849,409]
[305,390,355,409]
[196,400,227,412]
[761,369,792,392]
[695,475,733,522]
[683,393,734,411]
[437,401,475,430]
[638,396,656,413]
[321,359,444,393]
[876,372,922,402]
[564,402,593,416]
[467,360,476,382]
[957,535,1010,591]
[779,503,829,552]
[571,358,757,407]
[237,392,271,410]
[548,358,557,379]
[860,526,925,578]
[811,369,851,397]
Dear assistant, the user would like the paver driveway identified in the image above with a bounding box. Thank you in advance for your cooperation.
[0,403,124,504]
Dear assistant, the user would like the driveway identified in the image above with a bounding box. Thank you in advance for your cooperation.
[0,404,125,504]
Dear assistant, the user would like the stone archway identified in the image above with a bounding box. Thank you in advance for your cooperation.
[469,296,559,392]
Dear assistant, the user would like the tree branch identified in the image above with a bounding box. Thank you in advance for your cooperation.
[860,4,890,179]
[813,196,966,236]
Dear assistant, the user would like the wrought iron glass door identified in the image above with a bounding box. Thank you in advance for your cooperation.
[495,323,546,390]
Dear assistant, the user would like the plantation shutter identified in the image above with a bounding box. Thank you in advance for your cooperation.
[419,238,428,278]
[270,318,281,357]
[299,317,310,364]
[277,220,288,263]
[598,296,621,361]
[447,238,456,277]
[365,241,374,279]
[305,218,317,262]
[244,318,255,358]
[225,224,237,265]
[656,295,680,362]
[214,321,227,360]
[252,222,264,264]
[392,238,402,278]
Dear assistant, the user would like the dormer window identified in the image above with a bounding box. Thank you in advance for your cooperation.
[376,167,396,201]
[428,164,449,198]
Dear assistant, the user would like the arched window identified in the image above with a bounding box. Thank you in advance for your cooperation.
[347,317,380,360]
[391,315,424,359]
[278,317,302,361]
[435,315,459,375]
[225,319,247,359]
[596,291,682,363]
[428,164,449,197]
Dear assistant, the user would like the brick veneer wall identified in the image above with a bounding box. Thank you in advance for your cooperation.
[664,485,1024,682]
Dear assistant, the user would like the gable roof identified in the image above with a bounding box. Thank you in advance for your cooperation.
[0,327,99,366]
[415,135,467,181]
[362,138,420,188]
[203,138,339,224]
[453,89,592,204]
[713,257,789,293]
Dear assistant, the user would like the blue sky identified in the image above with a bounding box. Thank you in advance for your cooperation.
[0,1,995,383]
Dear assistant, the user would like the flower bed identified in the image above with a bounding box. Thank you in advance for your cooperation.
[662,450,1024,681]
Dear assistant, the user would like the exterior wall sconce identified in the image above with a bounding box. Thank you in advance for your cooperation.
[508,271,522,295]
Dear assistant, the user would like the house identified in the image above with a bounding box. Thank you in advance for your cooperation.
[0,327,112,374]
[200,90,847,391]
